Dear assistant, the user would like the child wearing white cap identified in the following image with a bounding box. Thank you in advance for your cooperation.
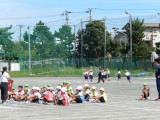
[72,86,84,103]
[94,88,107,103]
[83,84,91,102]
[139,83,150,100]
[26,87,41,103]
[89,86,99,103]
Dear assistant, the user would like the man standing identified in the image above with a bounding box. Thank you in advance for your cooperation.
[154,59,160,101]
[97,67,102,83]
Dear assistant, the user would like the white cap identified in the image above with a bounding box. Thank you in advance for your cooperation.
[92,86,96,90]
[61,88,66,93]
[99,87,105,92]
[84,84,89,87]
[76,86,83,90]
[35,87,40,91]
[56,86,61,90]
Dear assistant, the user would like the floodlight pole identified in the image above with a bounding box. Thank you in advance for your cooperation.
[126,12,133,69]
[28,27,31,74]
[104,17,106,68]
[80,19,83,67]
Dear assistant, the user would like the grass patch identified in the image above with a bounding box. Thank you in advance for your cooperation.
[9,67,155,77]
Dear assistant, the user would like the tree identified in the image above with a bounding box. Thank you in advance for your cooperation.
[0,26,14,55]
[76,21,105,58]
[124,18,152,56]
[23,21,55,59]
[54,25,74,58]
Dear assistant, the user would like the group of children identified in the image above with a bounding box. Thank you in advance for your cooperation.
[83,68,111,83]
[7,82,107,105]
[83,68,131,83]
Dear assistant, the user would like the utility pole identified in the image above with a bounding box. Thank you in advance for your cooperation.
[28,27,31,74]
[87,8,94,21]
[104,17,107,68]
[73,25,76,62]
[81,19,83,67]
[17,25,23,41]
[63,11,71,25]
[125,12,133,69]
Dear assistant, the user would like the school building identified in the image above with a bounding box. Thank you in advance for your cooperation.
[115,23,160,48]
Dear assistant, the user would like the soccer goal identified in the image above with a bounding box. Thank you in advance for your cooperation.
[23,58,65,75]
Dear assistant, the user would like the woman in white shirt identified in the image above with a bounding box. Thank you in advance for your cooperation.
[0,67,12,104]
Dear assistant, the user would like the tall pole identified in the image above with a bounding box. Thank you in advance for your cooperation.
[126,12,132,69]
[64,11,71,25]
[129,15,133,69]
[73,25,76,63]
[104,17,106,68]
[88,8,92,21]
[81,19,83,67]
[19,25,22,41]
[28,27,31,74]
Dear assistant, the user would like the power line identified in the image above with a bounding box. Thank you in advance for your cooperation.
[95,8,160,11]
[0,14,63,20]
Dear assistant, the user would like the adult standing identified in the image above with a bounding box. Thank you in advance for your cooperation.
[0,67,12,104]
[97,67,102,83]
[154,59,160,101]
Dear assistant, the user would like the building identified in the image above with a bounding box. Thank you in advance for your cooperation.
[115,23,160,48]
[114,32,128,48]
[143,23,160,48]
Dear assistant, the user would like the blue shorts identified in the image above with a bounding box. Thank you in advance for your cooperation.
[89,75,93,79]
[127,76,130,80]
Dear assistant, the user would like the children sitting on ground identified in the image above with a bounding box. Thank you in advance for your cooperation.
[15,85,24,101]
[125,70,131,83]
[83,84,91,102]
[72,86,84,103]
[92,87,107,103]
[7,80,110,105]
[89,86,99,102]
[66,82,74,97]
[139,83,150,100]
[26,87,41,103]
[8,88,16,100]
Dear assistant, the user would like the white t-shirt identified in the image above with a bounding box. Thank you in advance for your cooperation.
[85,89,91,94]
[0,72,10,83]
[118,71,121,74]
[89,72,93,76]
[34,92,42,99]
[125,72,131,76]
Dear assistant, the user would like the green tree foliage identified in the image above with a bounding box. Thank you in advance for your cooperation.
[54,25,74,58]
[0,26,14,54]
[124,18,152,56]
[76,21,121,58]
[76,21,105,58]
[23,21,55,59]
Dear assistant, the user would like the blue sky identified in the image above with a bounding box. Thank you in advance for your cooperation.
[0,0,160,40]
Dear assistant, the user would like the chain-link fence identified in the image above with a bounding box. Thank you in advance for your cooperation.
[0,54,153,75]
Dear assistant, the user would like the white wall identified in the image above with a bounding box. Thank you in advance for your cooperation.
[143,28,160,47]
[11,63,20,71]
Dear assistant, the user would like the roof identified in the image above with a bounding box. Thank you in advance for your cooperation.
[144,23,160,28]
[123,23,160,29]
